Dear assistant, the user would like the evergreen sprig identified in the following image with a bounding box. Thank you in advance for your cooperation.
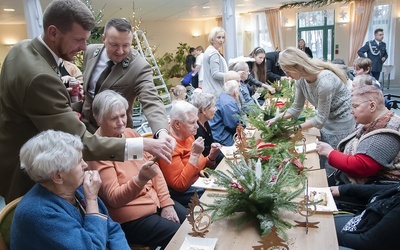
[206,156,306,239]
[280,0,356,9]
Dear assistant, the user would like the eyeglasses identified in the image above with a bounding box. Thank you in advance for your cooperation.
[351,100,371,109]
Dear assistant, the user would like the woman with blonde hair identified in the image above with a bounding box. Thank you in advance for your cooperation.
[266,47,355,176]
[202,26,229,97]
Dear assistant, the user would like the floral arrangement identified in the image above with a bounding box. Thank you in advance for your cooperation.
[206,154,306,240]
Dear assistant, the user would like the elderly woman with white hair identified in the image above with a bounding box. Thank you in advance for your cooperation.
[209,80,243,146]
[11,130,129,249]
[202,26,229,97]
[266,47,356,177]
[158,100,221,207]
[191,92,223,165]
[88,90,186,248]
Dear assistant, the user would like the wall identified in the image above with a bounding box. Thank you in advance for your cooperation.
[0,24,27,68]
[140,19,216,58]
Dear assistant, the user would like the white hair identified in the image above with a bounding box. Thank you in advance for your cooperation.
[169,100,198,123]
[92,90,129,124]
[224,80,239,96]
[19,130,83,182]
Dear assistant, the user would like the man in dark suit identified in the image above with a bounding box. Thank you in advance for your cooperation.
[0,0,174,203]
[265,51,286,83]
[357,28,388,81]
[81,18,171,139]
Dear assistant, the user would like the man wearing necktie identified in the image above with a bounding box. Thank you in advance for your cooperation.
[357,28,388,81]
[81,18,174,149]
[0,1,175,203]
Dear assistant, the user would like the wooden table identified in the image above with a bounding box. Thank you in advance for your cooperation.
[166,129,338,250]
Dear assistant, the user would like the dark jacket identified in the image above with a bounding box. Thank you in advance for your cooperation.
[265,51,286,83]
[357,40,388,72]
[338,184,400,250]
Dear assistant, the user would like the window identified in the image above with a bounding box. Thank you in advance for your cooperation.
[297,10,335,61]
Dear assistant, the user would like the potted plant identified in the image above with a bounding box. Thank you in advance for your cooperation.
[157,42,191,81]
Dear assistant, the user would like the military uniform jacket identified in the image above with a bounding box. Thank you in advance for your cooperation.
[357,40,388,72]
[81,45,168,134]
[0,38,126,202]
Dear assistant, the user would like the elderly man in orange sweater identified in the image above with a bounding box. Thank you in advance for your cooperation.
[158,101,222,207]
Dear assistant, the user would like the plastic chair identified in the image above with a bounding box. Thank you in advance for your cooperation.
[0,197,22,250]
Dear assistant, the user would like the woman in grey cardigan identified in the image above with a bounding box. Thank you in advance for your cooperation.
[202,26,228,97]
[266,47,356,176]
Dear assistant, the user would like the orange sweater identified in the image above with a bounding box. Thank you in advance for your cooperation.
[158,134,207,192]
[88,129,174,223]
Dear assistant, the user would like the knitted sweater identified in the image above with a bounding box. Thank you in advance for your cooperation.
[158,134,207,192]
[202,45,228,97]
[11,184,129,250]
[336,111,400,183]
[286,70,355,133]
[88,129,175,223]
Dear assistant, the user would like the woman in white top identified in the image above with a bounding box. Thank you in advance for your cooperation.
[202,27,228,97]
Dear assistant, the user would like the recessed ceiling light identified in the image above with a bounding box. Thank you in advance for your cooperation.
[237,4,245,7]
[203,6,210,9]
[4,8,15,12]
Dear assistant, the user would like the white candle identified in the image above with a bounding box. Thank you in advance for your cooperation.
[255,158,262,180]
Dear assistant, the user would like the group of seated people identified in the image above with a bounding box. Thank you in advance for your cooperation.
[9,45,400,250]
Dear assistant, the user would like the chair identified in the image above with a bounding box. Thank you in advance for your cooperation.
[0,197,22,250]
[384,94,400,110]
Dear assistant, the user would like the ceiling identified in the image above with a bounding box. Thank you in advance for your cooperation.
[0,0,289,25]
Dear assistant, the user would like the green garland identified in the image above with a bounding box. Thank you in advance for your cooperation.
[206,156,306,239]
[280,0,358,9]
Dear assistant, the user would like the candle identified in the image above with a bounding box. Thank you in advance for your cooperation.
[255,158,262,180]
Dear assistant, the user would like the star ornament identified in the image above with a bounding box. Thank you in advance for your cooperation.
[282,17,288,25]
[339,10,348,20]
[356,6,364,15]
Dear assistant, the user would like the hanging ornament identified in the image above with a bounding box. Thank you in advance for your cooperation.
[356,6,365,15]
[339,10,348,20]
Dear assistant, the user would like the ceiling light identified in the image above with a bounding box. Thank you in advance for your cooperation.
[237,4,245,7]
[203,6,210,9]
[4,9,15,12]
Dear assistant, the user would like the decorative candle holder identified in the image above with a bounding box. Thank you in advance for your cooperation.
[186,189,212,237]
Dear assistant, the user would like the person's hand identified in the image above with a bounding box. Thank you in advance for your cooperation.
[265,117,278,127]
[161,205,180,223]
[192,137,205,155]
[137,160,158,186]
[158,130,176,151]
[61,75,72,84]
[382,57,386,62]
[144,135,175,164]
[209,142,221,160]
[316,141,334,157]
[83,170,102,202]
[266,85,276,94]
[330,186,340,197]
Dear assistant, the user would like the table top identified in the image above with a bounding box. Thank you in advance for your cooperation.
[166,130,339,250]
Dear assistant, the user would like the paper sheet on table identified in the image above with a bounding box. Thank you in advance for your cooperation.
[179,235,218,250]
[192,177,227,191]
[220,145,237,159]
[295,142,317,153]
[307,187,338,212]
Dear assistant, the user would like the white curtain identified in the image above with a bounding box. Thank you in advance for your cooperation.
[24,0,43,38]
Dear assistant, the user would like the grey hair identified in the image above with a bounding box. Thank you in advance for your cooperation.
[92,90,129,124]
[191,92,216,112]
[19,130,83,183]
[351,85,385,107]
[43,0,95,33]
[233,61,249,72]
[169,100,198,123]
[208,26,225,44]
[353,75,374,88]
[224,80,239,95]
